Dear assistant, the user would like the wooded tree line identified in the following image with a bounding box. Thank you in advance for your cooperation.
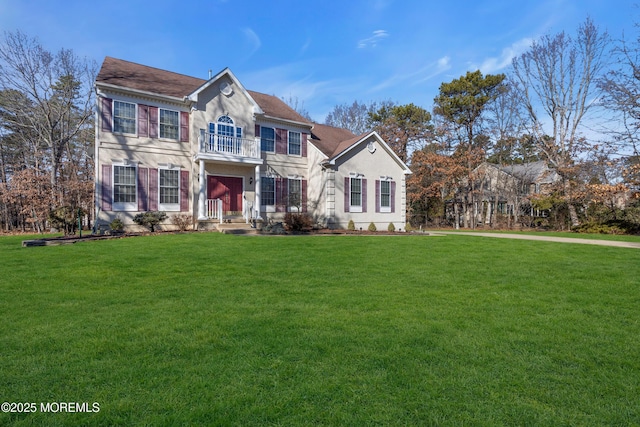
[326,18,640,232]
[0,31,96,233]
[2,16,640,234]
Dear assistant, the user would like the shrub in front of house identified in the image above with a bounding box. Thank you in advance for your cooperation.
[110,217,124,233]
[171,214,192,231]
[388,222,395,232]
[368,222,377,232]
[347,220,355,231]
[133,211,167,232]
[283,213,314,232]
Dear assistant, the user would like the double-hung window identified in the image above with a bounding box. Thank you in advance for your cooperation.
[113,101,136,134]
[380,180,391,212]
[113,165,137,210]
[350,177,362,212]
[288,131,301,156]
[261,177,275,208]
[159,168,180,211]
[261,127,275,152]
[159,109,179,140]
[288,178,302,211]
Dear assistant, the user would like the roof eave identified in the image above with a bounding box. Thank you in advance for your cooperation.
[95,82,190,105]
[257,114,314,129]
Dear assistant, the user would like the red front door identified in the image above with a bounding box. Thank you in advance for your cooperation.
[207,176,243,213]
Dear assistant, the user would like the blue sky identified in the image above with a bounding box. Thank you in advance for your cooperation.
[0,0,637,122]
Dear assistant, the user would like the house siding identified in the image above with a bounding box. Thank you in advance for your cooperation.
[95,59,409,231]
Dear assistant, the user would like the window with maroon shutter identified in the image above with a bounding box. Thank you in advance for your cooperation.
[362,179,367,213]
[148,107,158,138]
[158,168,180,210]
[138,167,149,211]
[391,181,396,213]
[101,98,113,132]
[138,105,149,137]
[287,178,302,212]
[379,180,392,213]
[344,177,350,212]
[112,164,137,211]
[113,101,136,134]
[260,127,275,152]
[302,180,307,213]
[347,176,365,213]
[180,112,189,142]
[101,164,112,210]
[301,133,307,157]
[180,170,189,211]
[149,168,158,210]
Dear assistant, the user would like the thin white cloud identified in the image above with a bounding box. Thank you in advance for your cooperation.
[241,27,261,58]
[370,55,452,93]
[299,38,311,55]
[478,37,533,73]
[357,30,389,49]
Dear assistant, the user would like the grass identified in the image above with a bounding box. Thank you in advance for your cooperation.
[1,232,639,426]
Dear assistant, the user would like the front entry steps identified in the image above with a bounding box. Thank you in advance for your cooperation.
[215,222,259,235]
[198,216,260,234]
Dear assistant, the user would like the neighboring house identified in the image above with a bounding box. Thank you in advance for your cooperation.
[474,161,560,223]
[94,57,410,231]
[501,161,561,197]
[450,161,561,226]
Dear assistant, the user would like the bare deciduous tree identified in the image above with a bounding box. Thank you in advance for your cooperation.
[511,17,610,226]
[324,100,394,135]
[0,30,96,200]
[0,31,96,232]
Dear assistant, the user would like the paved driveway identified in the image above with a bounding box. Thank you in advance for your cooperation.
[433,231,640,249]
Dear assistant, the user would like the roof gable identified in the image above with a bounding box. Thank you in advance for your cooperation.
[95,57,311,125]
[309,123,410,174]
[187,67,263,115]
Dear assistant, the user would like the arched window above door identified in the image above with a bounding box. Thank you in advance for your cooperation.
[209,115,242,138]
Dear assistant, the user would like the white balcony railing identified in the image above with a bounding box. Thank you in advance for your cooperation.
[199,130,260,159]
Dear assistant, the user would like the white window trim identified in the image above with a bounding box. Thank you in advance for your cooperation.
[287,176,303,212]
[159,108,180,141]
[350,176,363,213]
[261,175,276,212]
[260,126,276,153]
[112,161,138,212]
[379,178,392,213]
[158,165,180,212]
[113,100,137,135]
[288,131,302,157]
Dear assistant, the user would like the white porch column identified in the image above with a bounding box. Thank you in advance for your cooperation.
[198,159,206,219]
[254,165,262,220]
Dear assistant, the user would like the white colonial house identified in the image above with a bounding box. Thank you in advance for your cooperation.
[94,57,411,231]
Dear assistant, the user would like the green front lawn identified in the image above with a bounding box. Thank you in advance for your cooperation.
[1,233,639,426]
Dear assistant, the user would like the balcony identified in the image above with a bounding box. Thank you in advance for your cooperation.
[197,130,262,164]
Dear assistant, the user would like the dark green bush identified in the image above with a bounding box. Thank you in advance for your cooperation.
[133,211,167,232]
